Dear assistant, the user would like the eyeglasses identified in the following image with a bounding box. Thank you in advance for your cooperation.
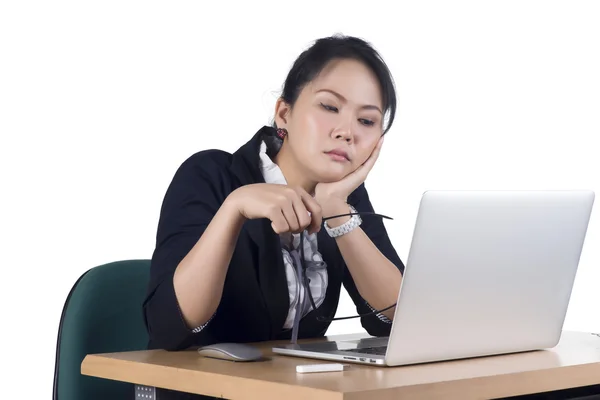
[290,210,396,344]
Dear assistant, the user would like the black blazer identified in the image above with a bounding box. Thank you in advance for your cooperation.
[143,126,405,351]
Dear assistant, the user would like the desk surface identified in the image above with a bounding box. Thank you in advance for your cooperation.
[81,331,600,400]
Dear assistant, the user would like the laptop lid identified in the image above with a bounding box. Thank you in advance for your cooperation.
[385,190,594,366]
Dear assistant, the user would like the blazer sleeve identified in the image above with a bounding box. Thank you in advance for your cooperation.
[142,151,229,351]
[342,183,405,337]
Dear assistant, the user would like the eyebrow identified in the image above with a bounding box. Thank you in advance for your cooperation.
[316,89,383,114]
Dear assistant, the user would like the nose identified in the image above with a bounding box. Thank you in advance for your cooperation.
[332,122,353,144]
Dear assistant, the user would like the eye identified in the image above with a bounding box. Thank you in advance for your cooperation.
[320,103,338,112]
[359,118,375,126]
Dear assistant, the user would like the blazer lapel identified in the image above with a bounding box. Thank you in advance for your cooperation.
[244,218,290,338]
[230,127,290,338]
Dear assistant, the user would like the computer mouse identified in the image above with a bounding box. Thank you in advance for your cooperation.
[197,342,263,362]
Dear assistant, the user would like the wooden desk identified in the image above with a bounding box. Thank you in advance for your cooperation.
[81,331,600,399]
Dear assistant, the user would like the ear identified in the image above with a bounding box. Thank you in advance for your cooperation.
[274,98,291,128]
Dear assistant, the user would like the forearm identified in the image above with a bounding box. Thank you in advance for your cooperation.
[325,205,402,320]
[173,196,245,329]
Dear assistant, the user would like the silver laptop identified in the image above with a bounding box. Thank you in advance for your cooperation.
[272,190,595,366]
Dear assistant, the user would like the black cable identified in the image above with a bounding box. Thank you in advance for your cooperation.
[300,210,397,323]
[322,211,394,222]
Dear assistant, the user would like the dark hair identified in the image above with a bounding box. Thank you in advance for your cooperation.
[265,34,397,156]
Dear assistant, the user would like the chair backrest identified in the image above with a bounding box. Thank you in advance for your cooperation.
[53,259,151,400]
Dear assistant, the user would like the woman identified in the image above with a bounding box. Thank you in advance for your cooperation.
[143,34,405,399]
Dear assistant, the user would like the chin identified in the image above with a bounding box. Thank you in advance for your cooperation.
[309,156,353,183]
[314,167,349,183]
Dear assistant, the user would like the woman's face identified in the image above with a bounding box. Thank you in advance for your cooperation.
[275,58,385,184]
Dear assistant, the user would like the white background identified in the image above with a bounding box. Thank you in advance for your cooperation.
[1,1,599,397]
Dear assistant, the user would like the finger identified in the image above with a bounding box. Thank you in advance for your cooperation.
[291,194,311,234]
[269,208,290,234]
[280,195,301,233]
[297,190,323,234]
[352,136,384,181]
[363,136,384,168]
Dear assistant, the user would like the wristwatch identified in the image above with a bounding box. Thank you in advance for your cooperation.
[324,205,362,238]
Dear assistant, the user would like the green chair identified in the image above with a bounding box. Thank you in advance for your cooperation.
[53,259,151,400]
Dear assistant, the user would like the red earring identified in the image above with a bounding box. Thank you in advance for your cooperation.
[276,128,288,139]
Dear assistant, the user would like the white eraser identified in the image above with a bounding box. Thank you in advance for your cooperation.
[296,363,346,373]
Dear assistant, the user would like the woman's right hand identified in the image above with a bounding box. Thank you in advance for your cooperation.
[227,184,323,235]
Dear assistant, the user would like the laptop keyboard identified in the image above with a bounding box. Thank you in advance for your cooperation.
[352,346,387,356]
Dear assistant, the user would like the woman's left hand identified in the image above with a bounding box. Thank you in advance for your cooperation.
[314,135,384,216]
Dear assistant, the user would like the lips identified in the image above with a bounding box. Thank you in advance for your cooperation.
[325,149,350,161]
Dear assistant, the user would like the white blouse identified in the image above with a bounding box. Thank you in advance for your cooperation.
[258,141,328,329]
